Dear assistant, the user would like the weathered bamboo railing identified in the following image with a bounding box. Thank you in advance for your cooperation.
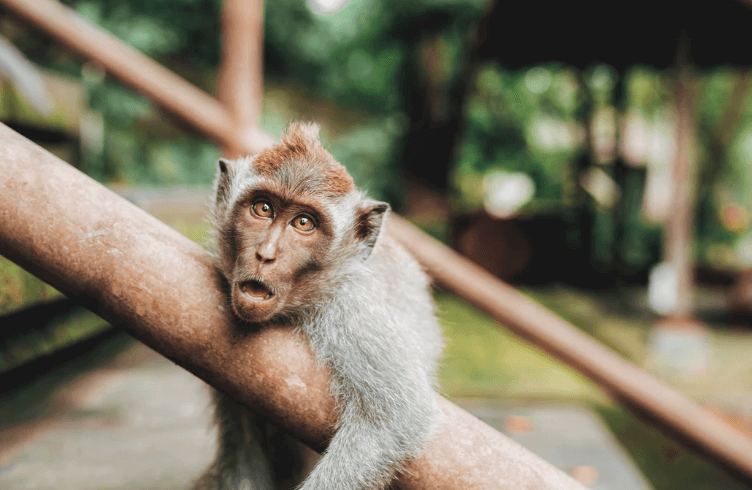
[1,0,752,482]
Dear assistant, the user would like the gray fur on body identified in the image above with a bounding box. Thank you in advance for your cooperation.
[296,231,443,490]
[199,149,444,490]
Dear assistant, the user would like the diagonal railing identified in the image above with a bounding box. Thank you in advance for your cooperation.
[1,0,752,483]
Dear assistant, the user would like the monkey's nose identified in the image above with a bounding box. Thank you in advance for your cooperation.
[256,251,275,263]
[255,244,276,263]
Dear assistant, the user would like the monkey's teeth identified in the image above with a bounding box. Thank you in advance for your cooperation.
[240,280,273,300]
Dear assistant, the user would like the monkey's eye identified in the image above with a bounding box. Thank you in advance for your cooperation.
[251,200,274,218]
[291,214,316,232]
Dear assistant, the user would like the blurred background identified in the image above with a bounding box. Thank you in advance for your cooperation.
[2,0,752,489]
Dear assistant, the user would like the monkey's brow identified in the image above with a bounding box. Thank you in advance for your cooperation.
[242,187,323,215]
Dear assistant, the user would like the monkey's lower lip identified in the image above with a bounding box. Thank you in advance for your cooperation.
[239,280,274,301]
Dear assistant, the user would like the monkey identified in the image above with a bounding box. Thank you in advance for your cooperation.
[195,122,444,490]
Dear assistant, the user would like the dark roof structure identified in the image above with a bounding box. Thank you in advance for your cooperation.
[476,0,752,69]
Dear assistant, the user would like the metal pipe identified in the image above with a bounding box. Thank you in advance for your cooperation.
[0,125,584,489]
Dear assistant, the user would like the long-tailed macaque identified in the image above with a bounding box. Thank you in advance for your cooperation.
[194,122,443,490]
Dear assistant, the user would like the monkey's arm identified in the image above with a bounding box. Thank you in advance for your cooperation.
[300,279,441,490]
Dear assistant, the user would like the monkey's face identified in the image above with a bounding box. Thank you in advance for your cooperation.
[212,122,389,324]
[227,189,337,324]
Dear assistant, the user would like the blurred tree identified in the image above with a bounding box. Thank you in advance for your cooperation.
[6,0,752,281]
[3,0,486,200]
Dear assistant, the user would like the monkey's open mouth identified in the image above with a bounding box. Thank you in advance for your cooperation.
[239,280,274,301]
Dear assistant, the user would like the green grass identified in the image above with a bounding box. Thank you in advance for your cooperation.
[0,256,103,374]
[436,292,606,404]
[0,307,108,373]
[522,286,649,363]
[0,257,63,314]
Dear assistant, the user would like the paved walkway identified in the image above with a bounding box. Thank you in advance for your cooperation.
[0,335,214,490]
[459,400,652,490]
[0,333,651,490]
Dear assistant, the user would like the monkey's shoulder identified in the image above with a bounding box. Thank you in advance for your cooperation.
[369,231,429,285]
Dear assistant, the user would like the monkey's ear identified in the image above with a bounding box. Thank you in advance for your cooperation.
[355,199,390,260]
[213,158,237,219]
[218,157,233,174]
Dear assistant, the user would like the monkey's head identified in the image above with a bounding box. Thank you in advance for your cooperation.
[211,122,389,324]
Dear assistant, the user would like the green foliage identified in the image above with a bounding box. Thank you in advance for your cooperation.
[69,0,221,65]
[74,2,181,56]
[626,68,671,112]
[264,0,484,113]
[698,70,739,133]
[104,129,219,185]
[39,0,484,190]
[0,257,105,375]
[453,64,577,213]
[11,0,752,270]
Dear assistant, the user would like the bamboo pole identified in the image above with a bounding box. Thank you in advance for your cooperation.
[2,0,752,480]
[0,124,584,490]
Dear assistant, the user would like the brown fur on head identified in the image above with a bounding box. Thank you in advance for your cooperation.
[251,122,355,198]
[212,122,388,325]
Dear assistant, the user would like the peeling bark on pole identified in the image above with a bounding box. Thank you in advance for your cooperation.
[0,125,584,489]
